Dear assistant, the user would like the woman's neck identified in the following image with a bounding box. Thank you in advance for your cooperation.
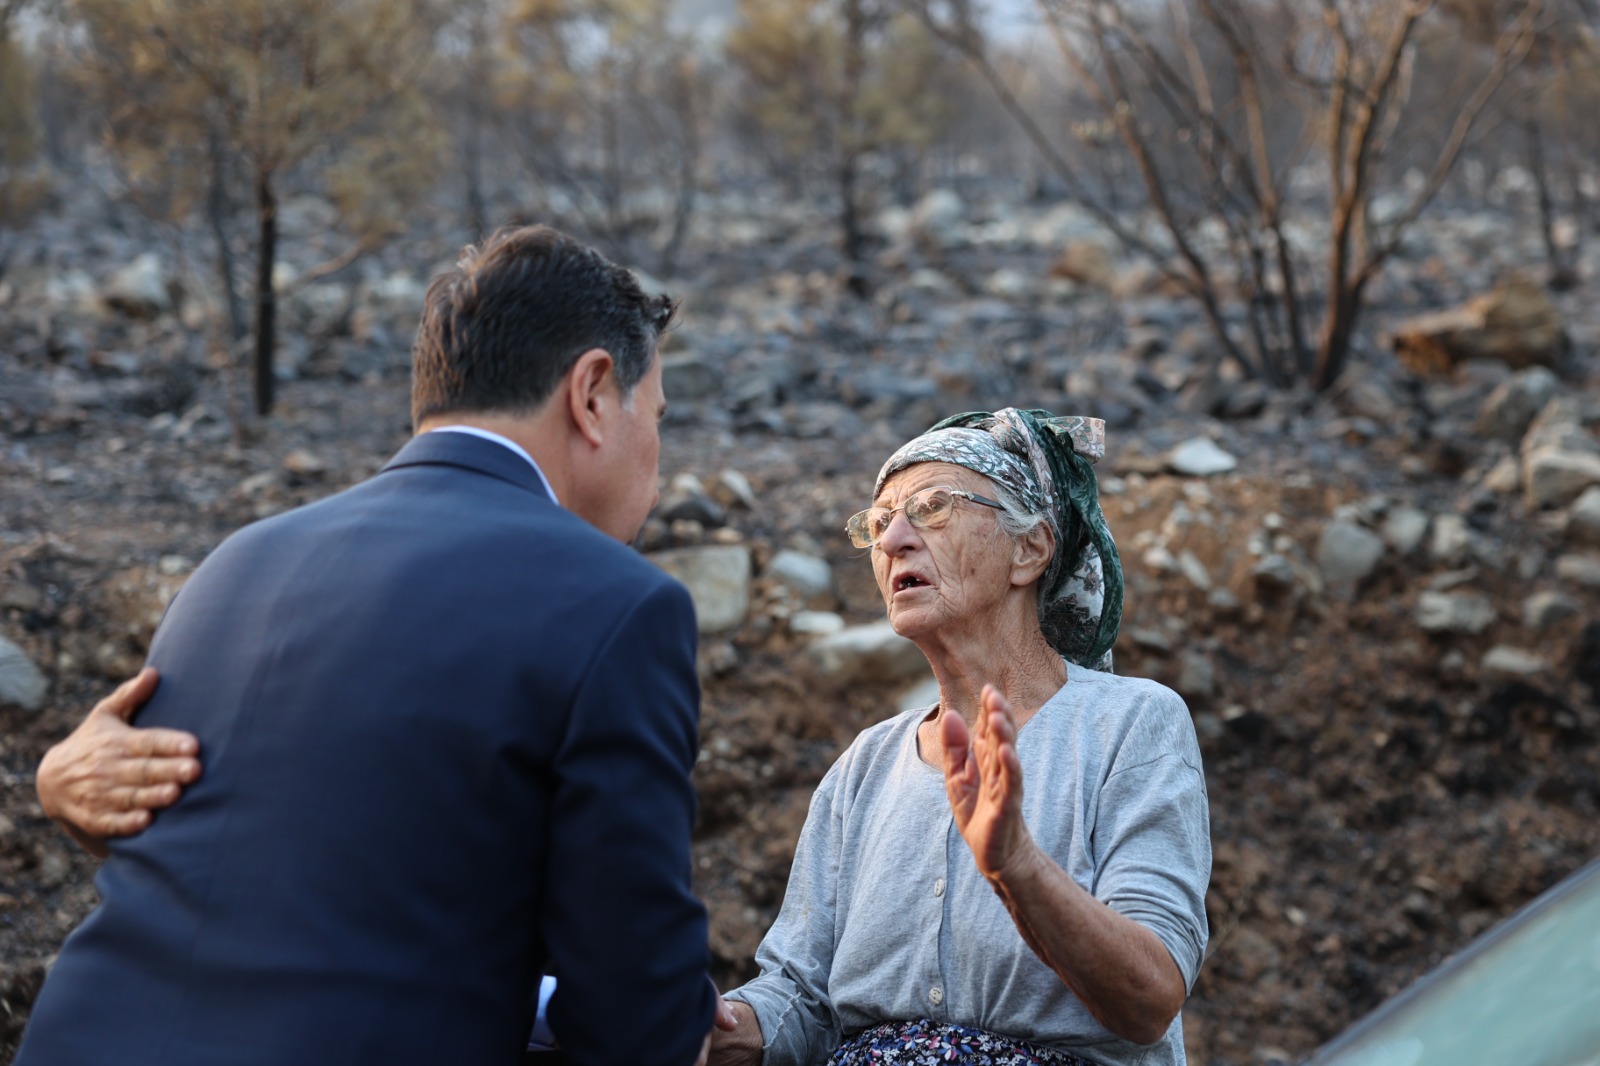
[915,607,1067,767]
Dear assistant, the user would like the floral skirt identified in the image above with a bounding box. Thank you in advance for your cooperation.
[825,1019,1099,1066]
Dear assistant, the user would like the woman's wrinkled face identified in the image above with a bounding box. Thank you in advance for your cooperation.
[870,462,1018,643]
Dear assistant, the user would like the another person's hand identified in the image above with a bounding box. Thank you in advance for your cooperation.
[705,998,759,1066]
[36,667,201,857]
[941,684,1034,882]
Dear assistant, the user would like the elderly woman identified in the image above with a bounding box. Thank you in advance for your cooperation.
[711,408,1210,1066]
[39,408,1209,1066]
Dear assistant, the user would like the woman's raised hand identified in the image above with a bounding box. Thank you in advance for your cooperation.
[941,684,1034,882]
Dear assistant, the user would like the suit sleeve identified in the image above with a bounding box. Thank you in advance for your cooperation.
[543,578,716,1066]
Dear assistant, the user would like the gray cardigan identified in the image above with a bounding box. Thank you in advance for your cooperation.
[726,665,1211,1066]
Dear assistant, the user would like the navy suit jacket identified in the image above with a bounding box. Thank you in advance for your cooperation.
[19,432,716,1066]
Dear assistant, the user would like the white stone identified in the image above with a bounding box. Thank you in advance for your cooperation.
[1415,591,1496,634]
[1555,553,1600,589]
[1480,646,1547,679]
[807,620,928,685]
[102,253,172,318]
[1382,506,1430,556]
[1177,551,1212,591]
[1523,590,1580,630]
[765,550,834,602]
[911,189,966,249]
[1524,447,1600,509]
[1429,514,1472,566]
[1566,486,1600,546]
[0,634,47,712]
[713,469,758,511]
[648,545,752,633]
[1167,437,1238,477]
[789,610,845,637]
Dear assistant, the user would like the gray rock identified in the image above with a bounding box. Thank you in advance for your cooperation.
[658,476,726,528]
[1555,553,1600,589]
[1480,456,1521,495]
[1415,590,1497,634]
[0,634,47,711]
[1177,551,1212,592]
[661,351,722,403]
[711,469,758,511]
[1566,486,1600,546]
[1382,506,1431,556]
[1251,554,1298,596]
[1126,627,1175,654]
[648,545,752,633]
[1523,590,1581,630]
[807,620,928,685]
[1521,398,1600,508]
[1524,448,1600,509]
[1429,514,1472,566]
[765,550,834,604]
[1176,651,1216,700]
[911,189,967,250]
[1475,366,1558,442]
[1167,437,1238,477]
[102,253,173,318]
[1317,520,1386,597]
[1481,646,1547,679]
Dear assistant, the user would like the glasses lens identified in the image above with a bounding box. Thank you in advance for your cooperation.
[867,508,895,543]
[845,511,873,548]
[906,488,955,529]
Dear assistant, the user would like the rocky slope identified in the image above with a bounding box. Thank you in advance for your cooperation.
[2,184,1598,1063]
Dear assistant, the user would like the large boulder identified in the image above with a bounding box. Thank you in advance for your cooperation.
[648,545,752,633]
[1391,276,1569,375]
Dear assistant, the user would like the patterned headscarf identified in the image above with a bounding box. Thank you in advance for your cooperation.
[875,408,1122,670]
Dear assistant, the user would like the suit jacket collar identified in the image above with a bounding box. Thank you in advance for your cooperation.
[380,431,556,503]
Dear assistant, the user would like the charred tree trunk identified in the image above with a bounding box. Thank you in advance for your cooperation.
[838,0,869,297]
[207,127,248,346]
[253,169,278,417]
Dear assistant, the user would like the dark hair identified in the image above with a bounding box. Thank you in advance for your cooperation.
[410,224,676,427]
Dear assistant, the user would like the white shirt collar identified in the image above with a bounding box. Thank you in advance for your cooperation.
[424,426,559,505]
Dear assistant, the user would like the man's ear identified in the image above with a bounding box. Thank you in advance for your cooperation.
[564,348,616,449]
[1011,521,1055,588]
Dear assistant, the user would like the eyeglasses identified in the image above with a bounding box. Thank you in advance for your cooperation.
[845,486,1006,548]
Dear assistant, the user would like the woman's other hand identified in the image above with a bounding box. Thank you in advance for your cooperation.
[706,999,762,1066]
[36,667,201,857]
[941,684,1034,881]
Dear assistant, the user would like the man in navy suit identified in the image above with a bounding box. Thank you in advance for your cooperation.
[22,225,729,1066]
